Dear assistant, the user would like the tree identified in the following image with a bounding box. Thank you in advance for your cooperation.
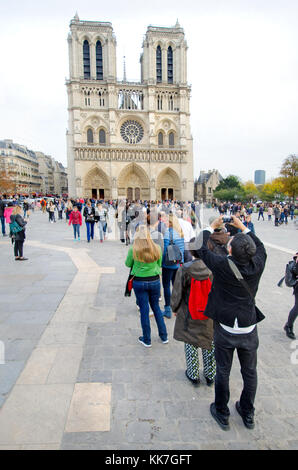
[215,175,242,192]
[214,174,245,201]
[258,178,286,201]
[0,170,16,194]
[280,155,298,200]
[243,181,259,201]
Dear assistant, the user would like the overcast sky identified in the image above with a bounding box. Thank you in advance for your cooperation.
[0,0,297,182]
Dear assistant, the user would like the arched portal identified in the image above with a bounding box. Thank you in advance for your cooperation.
[117,163,150,200]
[83,166,111,199]
[156,167,181,200]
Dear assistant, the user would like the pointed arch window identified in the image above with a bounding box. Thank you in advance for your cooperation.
[158,132,164,147]
[87,128,93,144]
[167,46,173,83]
[156,45,162,83]
[96,41,103,80]
[83,40,91,79]
[99,129,106,145]
[169,132,174,147]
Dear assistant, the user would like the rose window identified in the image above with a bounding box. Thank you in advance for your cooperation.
[120,120,144,144]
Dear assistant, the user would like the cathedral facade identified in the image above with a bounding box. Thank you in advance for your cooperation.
[66,14,194,201]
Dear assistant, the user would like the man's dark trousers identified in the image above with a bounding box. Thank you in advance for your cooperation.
[0,216,5,235]
[213,321,259,417]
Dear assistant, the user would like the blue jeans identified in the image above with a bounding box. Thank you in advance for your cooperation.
[0,216,5,235]
[86,222,94,241]
[162,267,178,307]
[98,221,104,241]
[73,224,80,239]
[133,279,168,345]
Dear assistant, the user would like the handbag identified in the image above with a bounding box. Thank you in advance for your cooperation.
[125,269,135,297]
[227,258,265,323]
[9,220,23,235]
[164,229,182,266]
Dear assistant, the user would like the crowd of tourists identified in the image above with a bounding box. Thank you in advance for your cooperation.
[215,201,297,226]
[0,193,297,431]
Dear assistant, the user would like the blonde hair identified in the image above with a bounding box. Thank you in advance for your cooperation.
[12,206,22,215]
[133,225,161,263]
[168,213,184,238]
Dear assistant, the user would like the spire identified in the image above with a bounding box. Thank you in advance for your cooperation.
[123,56,127,83]
[74,11,79,22]
[175,18,180,28]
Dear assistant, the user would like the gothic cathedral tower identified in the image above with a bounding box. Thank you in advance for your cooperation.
[66,14,194,201]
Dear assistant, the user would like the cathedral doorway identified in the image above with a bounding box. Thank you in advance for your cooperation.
[84,166,110,199]
[157,168,180,201]
[118,163,150,200]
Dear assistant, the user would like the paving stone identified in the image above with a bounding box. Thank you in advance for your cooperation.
[0,209,297,449]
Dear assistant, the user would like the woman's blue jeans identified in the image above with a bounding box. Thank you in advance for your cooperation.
[162,267,178,307]
[98,221,104,241]
[133,279,168,345]
[86,222,94,241]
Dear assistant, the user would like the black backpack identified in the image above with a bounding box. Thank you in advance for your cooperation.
[278,260,298,288]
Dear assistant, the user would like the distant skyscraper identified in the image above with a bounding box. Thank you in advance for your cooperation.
[254,170,265,185]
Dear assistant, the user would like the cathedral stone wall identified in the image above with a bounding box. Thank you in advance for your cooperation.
[66,15,194,201]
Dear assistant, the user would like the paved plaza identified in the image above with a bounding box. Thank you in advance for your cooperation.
[0,208,297,450]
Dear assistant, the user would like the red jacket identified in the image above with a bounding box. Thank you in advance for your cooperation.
[69,210,82,226]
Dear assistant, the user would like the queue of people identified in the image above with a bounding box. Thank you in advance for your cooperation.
[0,192,297,432]
[124,202,297,432]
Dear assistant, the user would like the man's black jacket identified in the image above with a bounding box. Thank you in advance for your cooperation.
[196,230,267,328]
[0,200,6,217]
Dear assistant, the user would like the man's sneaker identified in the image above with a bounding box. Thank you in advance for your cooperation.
[210,403,230,431]
[161,338,169,344]
[284,323,296,340]
[138,337,151,348]
[235,401,255,429]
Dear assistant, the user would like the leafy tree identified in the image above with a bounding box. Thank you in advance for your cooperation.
[258,178,286,201]
[279,155,298,200]
[243,181,259,201]
[215,175,242,192]
[0,170,16,194]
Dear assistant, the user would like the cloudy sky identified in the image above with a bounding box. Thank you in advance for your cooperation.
[0,0,297,182]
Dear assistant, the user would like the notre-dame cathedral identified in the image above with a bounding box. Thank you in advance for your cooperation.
[66,14,194,201]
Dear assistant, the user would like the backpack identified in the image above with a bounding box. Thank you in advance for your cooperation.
[188,278,212,320]
[285,261,298,287]
[164,230,182,267]
[9,220,23,235]
[278,260,298,288]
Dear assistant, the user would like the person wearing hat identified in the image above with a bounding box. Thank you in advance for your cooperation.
[193,215,267,431]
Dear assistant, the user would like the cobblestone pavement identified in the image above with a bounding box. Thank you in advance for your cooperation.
[0,208,297,450]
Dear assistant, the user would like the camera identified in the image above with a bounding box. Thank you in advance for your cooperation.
[223,216,233,223]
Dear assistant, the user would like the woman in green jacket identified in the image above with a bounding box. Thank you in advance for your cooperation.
[125,225,168,348]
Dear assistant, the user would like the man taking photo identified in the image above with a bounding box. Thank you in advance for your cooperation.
[194,215,267,431]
